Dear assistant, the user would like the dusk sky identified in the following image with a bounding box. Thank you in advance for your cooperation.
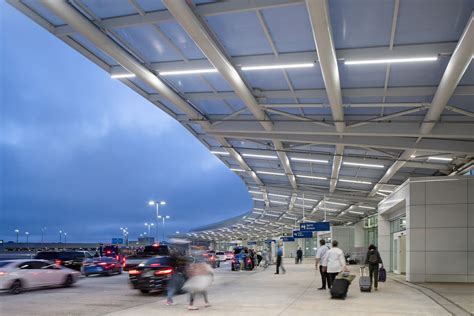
[0,2,252,243]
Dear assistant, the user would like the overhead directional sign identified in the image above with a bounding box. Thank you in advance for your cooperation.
[281,236,295,242]
[265,239,275,244]
[247,241,257,245]
[293,230,313,238]
[111,238,123,245]
[300,222,330,232]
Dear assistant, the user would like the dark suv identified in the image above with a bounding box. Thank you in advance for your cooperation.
[35,251,93,271]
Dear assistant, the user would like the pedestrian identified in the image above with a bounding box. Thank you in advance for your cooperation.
[275,243,286,274]
[315,239,330,290]
[326,240,347,288]
[365,244,383,291]
[183,261,213,310]
[296,247,303,264]
[165,251,186,306]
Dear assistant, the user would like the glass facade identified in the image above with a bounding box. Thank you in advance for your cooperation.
[364,215,378,247]
[390,215,406,271]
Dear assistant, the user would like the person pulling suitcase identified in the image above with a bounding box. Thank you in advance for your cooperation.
[364,244,383,291]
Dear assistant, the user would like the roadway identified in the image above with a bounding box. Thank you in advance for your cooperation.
[0,260,457,315]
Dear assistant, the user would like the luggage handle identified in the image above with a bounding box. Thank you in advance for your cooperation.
[360,266,368,276]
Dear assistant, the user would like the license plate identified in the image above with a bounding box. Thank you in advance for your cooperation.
[144,271,154,277]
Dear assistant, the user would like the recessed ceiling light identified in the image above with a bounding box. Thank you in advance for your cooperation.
[111,73,136,79]
[378,189,393,193]
[427,156,452,162]
[348,210,364,215]
[358,206,376,210]
[290,157,328,164]
[241,63,314,71]
[268,193,289,198]
[345,56,438,65]
[230,168,245,172]
[324,201,347,206]
[248,190,263,195]
[270,200,287,205]
[159,68,218,76]
[339,179,372,185]
[296,197,319,203]
[296,175,328,180]
[210,150,229,156]
[343,162,384,169]
[242,153,278,159]
[256,171,286,176]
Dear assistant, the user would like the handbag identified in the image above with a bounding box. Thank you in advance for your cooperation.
[378,266,386,282]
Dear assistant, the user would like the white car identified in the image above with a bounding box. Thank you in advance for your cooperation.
[0,259,80,294]
[215,251,227,262]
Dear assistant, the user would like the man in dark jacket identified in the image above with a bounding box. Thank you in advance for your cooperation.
[296,247,303,264]
[365,244,383,291]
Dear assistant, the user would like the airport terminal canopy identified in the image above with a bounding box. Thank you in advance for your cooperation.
[10,0,474,241]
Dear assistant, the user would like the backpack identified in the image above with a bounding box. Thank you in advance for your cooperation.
[368,251,378,264]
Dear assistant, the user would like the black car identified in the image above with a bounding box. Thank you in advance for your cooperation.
[35,251,93,271]
[128,256,192,294]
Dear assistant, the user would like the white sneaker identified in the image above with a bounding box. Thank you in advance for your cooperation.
[188,306,199,310]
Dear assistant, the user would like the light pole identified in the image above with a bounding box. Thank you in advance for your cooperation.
[14,229,19,243]
[148,200,166,240]
[64,232,67,243]
[25,232,30,246]
[144,223,154,236]
[59,230,62,243]
[41,227,47,245]
[158,215,170,241]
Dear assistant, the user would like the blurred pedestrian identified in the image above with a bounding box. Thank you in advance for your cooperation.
[365,244,383,291]
[165,251,186,306]
[326,240,347,288]
[275,243,286,274]
[315,239,330,290]
[183,261,214,310]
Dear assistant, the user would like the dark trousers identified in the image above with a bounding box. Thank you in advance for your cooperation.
[296,256,302,264]
[319,265,330,289]
[276,255,286,274]
[189,291,208,305]
[327,272,338,288]
[369,264,379,289]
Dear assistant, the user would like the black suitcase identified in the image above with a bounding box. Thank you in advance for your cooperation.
[330,278,350,299]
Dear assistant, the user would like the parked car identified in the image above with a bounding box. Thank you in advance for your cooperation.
[203,250,219,268]
[124,244,170,271]
[35,251,93,271]
[82,257,122,276]
[225,251,234,260]
[0,259,80,294]
[129,256,192,294]
[215,251,226,262]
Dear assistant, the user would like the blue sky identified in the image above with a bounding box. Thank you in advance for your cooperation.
[0,2,251,243]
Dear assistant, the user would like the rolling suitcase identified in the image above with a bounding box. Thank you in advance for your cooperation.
[359,266,371,292]
[330,278,350,299]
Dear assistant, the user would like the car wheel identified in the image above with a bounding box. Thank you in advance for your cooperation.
[63,275,74,287]
[10,280,22,295]
[140,289,150,294]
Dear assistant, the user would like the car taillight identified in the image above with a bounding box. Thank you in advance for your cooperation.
[98,262,108,266]
[0,271,7,276]
[128,269,141,275]
[155,268,173,275]
[122,258,126,267]
[55,260,62,265]
[150,263,161,267]
[247,259,251,264]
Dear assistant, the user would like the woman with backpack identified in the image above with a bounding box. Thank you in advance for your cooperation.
[365,244,383,291]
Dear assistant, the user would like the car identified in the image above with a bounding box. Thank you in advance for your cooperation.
[225,251,234,261]
[0,259,80,294]
[215,251,226,262]
[124,244,170,271]
[128,256,190,294]
[82,257,122,276]
[203,250,219,268]
[35,251,93,271]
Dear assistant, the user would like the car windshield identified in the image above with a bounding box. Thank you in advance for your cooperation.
[36,252,59,260]
[0,261,12,267]
[216,252,224,255]
[141,257,169,267]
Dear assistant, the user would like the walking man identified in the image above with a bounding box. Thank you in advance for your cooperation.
[296,247,303,264]
[275,243,286,274]
[315,239,330,290]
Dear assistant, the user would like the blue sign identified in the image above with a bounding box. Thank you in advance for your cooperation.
[293,230,313,238]
[247,241,257,245]
[300,222,330,232]
[264,239,275,244]
[111,238,124,245]
[281,236,295,242]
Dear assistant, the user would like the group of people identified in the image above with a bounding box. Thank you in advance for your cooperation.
[315,240,383,291]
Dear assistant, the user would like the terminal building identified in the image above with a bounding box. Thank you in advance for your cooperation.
[8,0,474,286]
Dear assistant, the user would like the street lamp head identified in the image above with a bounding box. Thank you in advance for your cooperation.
[25,232,29,235]
[144,223,148,226]
[176,231,180,234]
[148,201,155,206]
[160,201,166,205]
[14,229,19,233]
[59,230,62,233]
[165,216,170,219]
[158,215,162,219]
[151,223,154,226]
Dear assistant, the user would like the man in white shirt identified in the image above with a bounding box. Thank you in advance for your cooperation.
[315,239,330,290]
[325,240,347,288]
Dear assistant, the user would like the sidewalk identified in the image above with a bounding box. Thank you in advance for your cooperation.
[108,260,451,316]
